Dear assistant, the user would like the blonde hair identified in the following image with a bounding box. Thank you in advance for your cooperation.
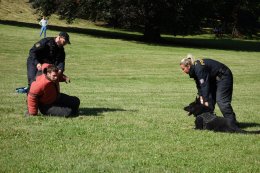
[180,53,195,66]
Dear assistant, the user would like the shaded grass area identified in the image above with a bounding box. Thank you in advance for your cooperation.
[0,24,260,172]
[1,19,259,52]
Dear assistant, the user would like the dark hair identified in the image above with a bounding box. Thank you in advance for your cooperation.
[43,65,58,74]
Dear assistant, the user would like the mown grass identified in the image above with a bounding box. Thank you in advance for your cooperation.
[0,0,101,29]
[0,23,260,172]
[1,0,260,171]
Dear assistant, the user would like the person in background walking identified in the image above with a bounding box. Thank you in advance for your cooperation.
[39,16,48,38]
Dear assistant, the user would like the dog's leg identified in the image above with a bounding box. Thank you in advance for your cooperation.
[195,116,204,129]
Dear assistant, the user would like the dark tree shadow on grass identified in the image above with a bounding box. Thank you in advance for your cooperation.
[78,107,128,116]
[1,20,259,52]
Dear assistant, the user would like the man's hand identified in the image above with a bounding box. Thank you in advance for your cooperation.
[200,96,204,104]
[36,63,42,70]
[58,71,70,83]
[58,70,63,75]
[25,110,37,117]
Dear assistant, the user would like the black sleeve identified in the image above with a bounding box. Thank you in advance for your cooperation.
[57,62,65,72]
[56,49,65,72]
[194,62,210,101]
[29,39,48,65]
[194,78,201,96]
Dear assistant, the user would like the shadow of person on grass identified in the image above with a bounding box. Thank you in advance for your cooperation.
[36,107,128,118]
[237,122,260,134]
[238,122,260,129]
[78,107,127,116]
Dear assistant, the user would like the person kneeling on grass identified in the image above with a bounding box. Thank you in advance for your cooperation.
[27,64,80,117]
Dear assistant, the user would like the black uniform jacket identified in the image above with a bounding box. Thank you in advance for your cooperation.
[188,58,227,102]
[29,37,65,71]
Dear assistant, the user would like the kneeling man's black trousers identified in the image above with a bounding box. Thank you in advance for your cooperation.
[39,93,80,117]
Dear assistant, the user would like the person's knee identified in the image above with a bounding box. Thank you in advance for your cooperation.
[70,97,80,116]
[74,97,80,107]
[49,108,73,117]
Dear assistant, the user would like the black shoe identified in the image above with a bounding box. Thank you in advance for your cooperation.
[16,87,28,94]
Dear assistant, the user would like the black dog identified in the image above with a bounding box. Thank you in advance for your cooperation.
[184,98,260,134]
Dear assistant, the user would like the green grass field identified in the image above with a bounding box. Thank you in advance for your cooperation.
[1,1,260,172]
[0,23,260,172]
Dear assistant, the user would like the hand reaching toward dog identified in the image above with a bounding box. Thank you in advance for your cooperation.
[200,96,209,107]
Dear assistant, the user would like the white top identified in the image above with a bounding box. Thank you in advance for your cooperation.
[39,19,48,27]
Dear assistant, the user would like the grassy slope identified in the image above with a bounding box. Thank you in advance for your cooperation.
[0,0,106,29]
[0,0,260,172]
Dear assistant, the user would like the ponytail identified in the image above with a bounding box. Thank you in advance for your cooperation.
[180,54,195,66]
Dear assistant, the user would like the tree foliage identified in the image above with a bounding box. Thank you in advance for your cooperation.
[29,0,259,40]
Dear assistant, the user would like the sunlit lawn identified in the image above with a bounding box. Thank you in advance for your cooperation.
[0,24,259,172]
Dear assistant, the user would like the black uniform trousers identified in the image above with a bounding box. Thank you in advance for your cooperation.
[208,68,237,123]
[39,93,80,117]
[27,57,38,86]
